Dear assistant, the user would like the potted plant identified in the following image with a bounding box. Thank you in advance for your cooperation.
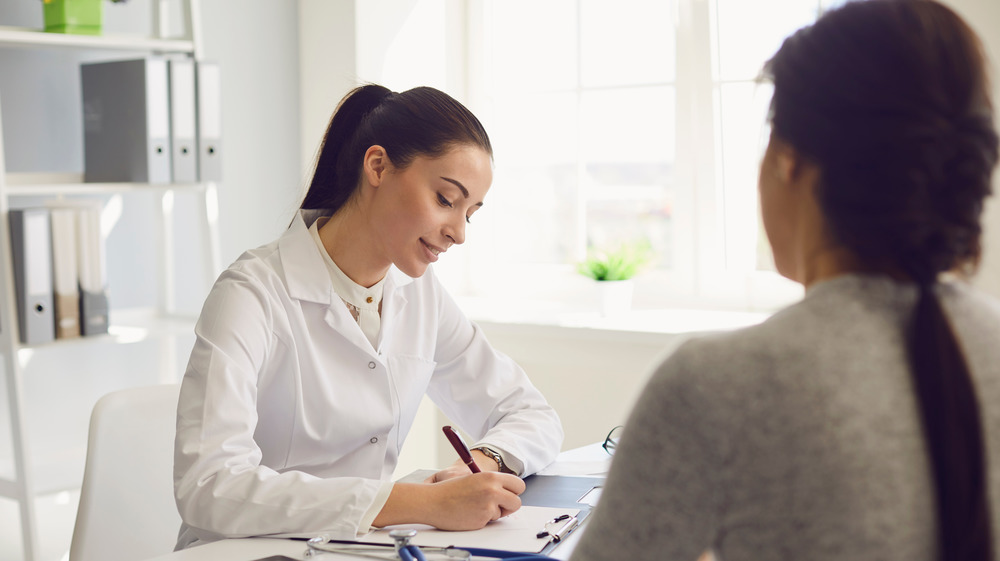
[577,241,653,316]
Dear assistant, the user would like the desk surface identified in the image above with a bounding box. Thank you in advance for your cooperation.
[145,444,610,561]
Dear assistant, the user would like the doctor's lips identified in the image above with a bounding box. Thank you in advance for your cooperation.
[421,239,446,256]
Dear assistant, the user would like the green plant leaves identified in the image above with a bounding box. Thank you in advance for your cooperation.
[577,241,653,281]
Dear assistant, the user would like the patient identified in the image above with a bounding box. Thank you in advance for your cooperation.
[571,1,1000,560]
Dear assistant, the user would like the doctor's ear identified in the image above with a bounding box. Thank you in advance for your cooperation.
[362,145,390,187]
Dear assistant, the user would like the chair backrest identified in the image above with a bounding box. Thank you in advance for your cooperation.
[70,383,182,561]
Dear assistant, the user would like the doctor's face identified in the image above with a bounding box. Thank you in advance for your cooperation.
[372,144,493,278]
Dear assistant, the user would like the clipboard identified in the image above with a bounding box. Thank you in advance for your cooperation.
[519,474,603,552]
[397,470,603,508]
[519,474,604,510]
[360,505,579,553]
[395,471,604,553]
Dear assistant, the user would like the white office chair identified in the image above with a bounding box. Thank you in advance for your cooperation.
[70,383,182,561]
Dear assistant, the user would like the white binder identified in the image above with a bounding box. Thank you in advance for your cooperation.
[76,203,109,336]
[195,61,222,182]
[168,58,198,183]
[48,207,81,339]
[81,57,171,184]
[8,209,55,345]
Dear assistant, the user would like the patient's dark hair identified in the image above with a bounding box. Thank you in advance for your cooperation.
[764,1,998,559]
[301,84,492,213]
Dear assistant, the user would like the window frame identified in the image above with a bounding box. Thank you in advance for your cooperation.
[449,0,807,315]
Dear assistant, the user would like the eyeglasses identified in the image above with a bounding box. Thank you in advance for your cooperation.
[602,425,624,456]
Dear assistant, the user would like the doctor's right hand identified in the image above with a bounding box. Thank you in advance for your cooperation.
[427,472,526,529]
[374,472,525,531]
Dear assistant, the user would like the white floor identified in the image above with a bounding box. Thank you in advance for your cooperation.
[0,490,79,561]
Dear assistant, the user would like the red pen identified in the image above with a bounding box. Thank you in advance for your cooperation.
[442,425,481,473]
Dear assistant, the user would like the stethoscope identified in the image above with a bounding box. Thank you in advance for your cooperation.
[304,528,558,560]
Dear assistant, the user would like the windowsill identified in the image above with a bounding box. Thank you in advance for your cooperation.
[456,296,773,336]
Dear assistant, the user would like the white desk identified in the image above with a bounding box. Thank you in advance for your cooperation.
[144,444,611,561]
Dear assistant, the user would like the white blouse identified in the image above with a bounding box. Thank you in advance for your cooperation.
[308,217,384,350]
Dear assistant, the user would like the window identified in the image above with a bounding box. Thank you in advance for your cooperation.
[443,0,844,312]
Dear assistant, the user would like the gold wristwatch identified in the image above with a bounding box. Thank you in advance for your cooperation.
[473,446,512,474]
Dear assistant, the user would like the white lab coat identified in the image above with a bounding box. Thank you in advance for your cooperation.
[173,210,563,548]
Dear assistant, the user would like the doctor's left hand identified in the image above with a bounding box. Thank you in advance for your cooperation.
[426,449,501,482]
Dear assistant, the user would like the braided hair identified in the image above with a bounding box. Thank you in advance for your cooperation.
[764,1,998,559]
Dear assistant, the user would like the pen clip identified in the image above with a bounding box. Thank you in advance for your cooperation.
[536,514,579,543]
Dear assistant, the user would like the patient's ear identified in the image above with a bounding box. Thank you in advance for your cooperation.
[774,136,820,194]
[771,136,801,186]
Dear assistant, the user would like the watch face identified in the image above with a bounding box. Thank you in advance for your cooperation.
[476,447,505,471]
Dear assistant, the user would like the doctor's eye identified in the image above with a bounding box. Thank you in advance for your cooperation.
[437,193,454,208]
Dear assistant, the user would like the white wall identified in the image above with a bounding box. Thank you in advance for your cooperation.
[300,0,1000,477]
[945,0,1000,296]
[198,0,303,276]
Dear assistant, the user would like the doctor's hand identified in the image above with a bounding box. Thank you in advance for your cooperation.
[427,472,526,530]
[374,472,525,531]
[426,449,500,483]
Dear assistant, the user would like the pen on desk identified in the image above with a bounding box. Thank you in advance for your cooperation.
[442,425,481,473]
[536,514,579,542]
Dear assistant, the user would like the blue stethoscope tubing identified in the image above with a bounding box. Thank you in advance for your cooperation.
[397,544,425,561]
[304,537,555,560]
[379,544,554,561]
[460,547,554,560]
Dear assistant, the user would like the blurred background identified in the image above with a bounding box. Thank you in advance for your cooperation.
[0,1,997,559]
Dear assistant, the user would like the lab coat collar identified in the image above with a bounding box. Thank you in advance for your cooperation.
[279,210,335,305]
[281,210,412,354]
[378,269,408,351]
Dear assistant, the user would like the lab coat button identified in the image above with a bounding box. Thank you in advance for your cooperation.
[368,361,376,369]
[370,436,378,444]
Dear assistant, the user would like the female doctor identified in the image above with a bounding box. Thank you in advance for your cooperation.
[173,84,563,548]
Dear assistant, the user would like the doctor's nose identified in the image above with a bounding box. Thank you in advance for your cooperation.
[444,218,466,246]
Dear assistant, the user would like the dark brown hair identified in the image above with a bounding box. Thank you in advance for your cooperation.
[764,1,998,558]
[301,84,493,212]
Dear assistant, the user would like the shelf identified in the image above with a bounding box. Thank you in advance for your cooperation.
[16,308,196,351]
[3,173,207,196]
[0,26,193,54]
[0,5,205,559]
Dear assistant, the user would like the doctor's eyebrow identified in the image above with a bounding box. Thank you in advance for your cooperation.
[441,177,470,198]
[440,177,484,207]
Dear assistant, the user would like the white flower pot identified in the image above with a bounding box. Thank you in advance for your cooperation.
[597,279,633,316]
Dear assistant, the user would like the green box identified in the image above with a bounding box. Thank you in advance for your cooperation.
[43,0,103,35]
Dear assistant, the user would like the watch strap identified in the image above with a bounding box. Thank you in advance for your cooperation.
[473,446,514,474]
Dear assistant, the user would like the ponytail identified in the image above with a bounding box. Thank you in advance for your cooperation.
[301,84,492,214]
[909,283,992,560]
[301,84,393,212]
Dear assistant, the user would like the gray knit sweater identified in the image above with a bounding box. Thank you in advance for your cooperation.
[570,274,1000,561]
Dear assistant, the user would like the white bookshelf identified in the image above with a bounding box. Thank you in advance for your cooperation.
[0,26,194,53]
[0,3,212,559]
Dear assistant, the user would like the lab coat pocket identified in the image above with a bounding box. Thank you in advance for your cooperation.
[385,354,436,448]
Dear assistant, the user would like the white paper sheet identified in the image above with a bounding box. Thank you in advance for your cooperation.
[360,505,580,553]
